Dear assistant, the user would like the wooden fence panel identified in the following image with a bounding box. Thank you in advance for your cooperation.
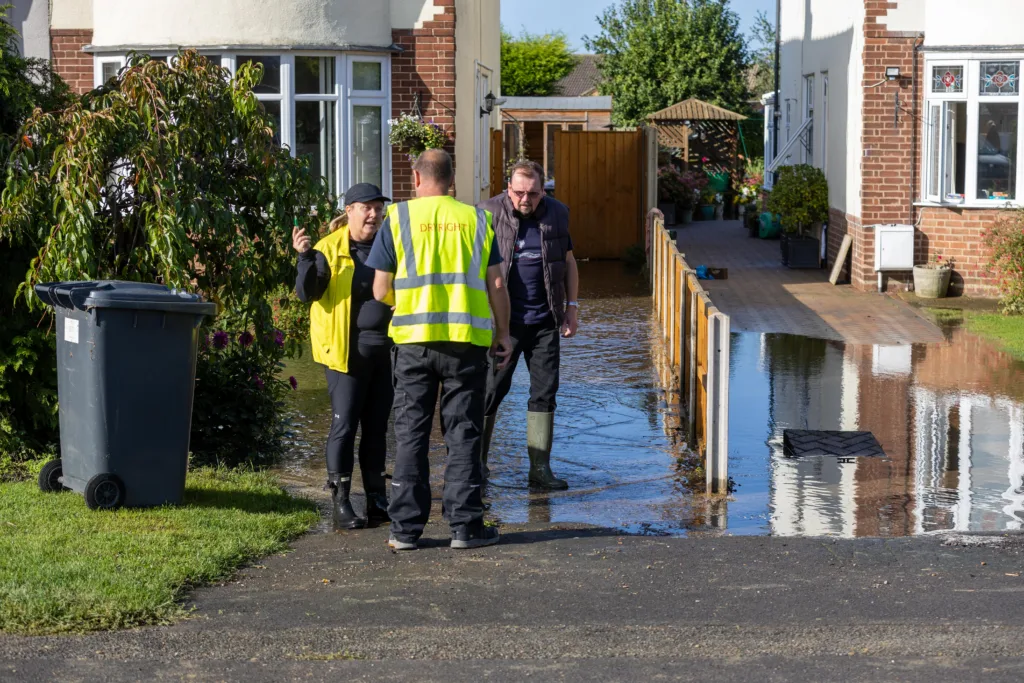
[490,129,504,199]
[554,130,645,259]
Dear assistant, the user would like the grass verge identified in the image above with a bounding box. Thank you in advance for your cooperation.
[0,467,318,635]
[924,308,1024,362]
[963,312,1024,361]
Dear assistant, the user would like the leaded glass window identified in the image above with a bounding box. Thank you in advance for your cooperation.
[980,61,1019,95]
[932,65,963,94]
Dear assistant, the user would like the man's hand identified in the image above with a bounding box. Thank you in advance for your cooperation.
[561,306,578,338]
[292,224,312,254]
[490,334,513,370]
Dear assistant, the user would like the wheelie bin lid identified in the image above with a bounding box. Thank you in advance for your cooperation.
[34,281,218,316]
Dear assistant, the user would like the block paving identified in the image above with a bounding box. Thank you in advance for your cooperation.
[675,220,945,345]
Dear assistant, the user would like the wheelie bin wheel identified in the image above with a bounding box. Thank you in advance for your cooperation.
[38,459,67,493]
[84,473,126,510]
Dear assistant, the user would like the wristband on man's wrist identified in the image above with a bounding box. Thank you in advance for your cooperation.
[566,301,578,308]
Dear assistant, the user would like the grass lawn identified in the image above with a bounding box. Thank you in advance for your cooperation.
[0,468,318,635]
[925,308,1024,361]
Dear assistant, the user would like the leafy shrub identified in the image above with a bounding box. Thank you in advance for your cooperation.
[766,164,829,235]
[984,209,1024,315]
[657,165,685,202]
[0,50,334,468]
[0,6,72,461]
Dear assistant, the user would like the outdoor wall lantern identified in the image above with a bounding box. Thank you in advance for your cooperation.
[885,66,901,81]
[480,91,506,117]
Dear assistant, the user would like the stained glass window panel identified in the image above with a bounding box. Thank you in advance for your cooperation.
[932,66,963,94]
[980,61,1019,95]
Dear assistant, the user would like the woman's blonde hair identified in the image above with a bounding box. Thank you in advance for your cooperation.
[328,213,349,233]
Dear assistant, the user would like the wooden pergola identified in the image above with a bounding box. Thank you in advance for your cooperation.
[646,98,747,187]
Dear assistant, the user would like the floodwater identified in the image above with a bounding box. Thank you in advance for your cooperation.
[279,264,1024,538]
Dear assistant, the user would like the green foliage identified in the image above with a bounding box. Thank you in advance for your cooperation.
[766,164,829,234]
[0,468,318,634]
[585,0,750,127]
[387,113,449,160]
[984,209,1024,315]
[749,9,776,97]
[0,6,72,460]
[500,28,576,97]
[0,50,335,467]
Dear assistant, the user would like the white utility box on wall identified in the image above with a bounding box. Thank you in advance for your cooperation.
[872,224,915,292]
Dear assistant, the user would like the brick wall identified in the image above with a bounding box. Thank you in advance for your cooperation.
[50,29,93,94]
[390,0,457,201]
[850,1,999,297]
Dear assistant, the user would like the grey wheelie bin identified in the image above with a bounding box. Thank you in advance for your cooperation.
[34,281,217,510]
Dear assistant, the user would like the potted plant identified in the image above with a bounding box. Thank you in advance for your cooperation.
[713,192,725,220]
[913,254,953,298]
[767,164,829,268]
[657,165,683,225]
[388,113,448,161]
[678,171,706,224]
[697,188,716,221]
[735,160,763,223]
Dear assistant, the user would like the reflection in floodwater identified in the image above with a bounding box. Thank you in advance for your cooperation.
[728,328,1024,537]
[279,262,1024,538]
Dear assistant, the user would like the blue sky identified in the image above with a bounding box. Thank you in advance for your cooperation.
[500,0,774,52]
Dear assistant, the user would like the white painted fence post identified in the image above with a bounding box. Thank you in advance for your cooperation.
[705,312,730,495]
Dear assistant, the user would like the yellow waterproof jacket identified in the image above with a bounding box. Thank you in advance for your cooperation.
[308,229,354,373]
[387,196,495,347]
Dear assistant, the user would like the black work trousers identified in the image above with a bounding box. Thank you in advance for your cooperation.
[324,342,394,495]
[389,342,488,540]
[484,319,561,416]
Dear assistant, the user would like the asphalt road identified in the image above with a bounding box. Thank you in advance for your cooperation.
[3,509,1024,682]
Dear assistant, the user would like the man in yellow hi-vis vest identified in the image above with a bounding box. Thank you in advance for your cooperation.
[369,149,512,550]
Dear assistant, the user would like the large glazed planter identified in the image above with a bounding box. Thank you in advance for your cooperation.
[698,205,715,221]
[913,266,952,298]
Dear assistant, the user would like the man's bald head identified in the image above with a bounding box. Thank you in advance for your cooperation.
[412,149,454,194]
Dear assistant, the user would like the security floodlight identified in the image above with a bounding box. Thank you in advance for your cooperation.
[885,66,901,81]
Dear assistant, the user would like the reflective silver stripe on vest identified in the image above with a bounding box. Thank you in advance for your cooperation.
[392,202,490,291]
[391,312,494,330]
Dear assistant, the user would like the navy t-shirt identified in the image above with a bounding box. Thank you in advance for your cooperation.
[508,213,573,325]
[366,216,502,272]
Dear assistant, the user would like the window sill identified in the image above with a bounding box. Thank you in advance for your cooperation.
[913,201,1019,210]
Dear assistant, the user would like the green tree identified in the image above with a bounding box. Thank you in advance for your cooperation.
[1,50,335,467]
[585,0,750,127]
[501,28,576,97]
[750,9,776,97]
[0,4,72,466]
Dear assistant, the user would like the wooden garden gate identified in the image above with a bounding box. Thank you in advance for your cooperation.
[553,129,647,259]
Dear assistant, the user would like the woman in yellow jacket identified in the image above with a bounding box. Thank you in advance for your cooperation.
[293,184,393,530]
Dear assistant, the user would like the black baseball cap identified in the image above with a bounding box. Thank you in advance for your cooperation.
[344,183,390,206]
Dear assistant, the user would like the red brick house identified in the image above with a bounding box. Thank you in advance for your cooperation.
[766,0,1023,297]
[41,0,501,204]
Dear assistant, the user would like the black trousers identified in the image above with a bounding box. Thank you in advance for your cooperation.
[324,342,394,494]
[389,342,488,540]
[484,319,561,416]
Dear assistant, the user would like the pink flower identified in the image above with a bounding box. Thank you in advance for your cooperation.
[238,331,254,348]
[289,376,298,390]
[212,331,229,349]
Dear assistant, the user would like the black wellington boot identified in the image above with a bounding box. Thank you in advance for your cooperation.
[329,476,366,530]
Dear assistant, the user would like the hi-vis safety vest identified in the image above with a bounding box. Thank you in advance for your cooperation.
[387,195,495,347]
[309,228,354,374]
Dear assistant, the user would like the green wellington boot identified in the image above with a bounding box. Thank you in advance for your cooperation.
[481,413,496,480]
[527,411,568,490]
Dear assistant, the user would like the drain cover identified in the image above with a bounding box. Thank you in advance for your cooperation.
[783,430,885,459]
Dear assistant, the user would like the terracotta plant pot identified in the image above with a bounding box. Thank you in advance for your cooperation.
[913,265,952,298]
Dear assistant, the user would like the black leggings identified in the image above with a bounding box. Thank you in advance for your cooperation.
[325,342,394,494]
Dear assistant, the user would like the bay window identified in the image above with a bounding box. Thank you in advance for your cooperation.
[93,52,391,200]
[923,56,1022,206]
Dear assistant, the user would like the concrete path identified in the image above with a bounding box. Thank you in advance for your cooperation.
[4,492,1024,682]
[675,220,944,345]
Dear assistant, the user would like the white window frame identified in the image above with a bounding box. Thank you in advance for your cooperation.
[821,72,829,177]
[803,74,815,165]
[93,51,393,201]
[921,53,1023,208]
